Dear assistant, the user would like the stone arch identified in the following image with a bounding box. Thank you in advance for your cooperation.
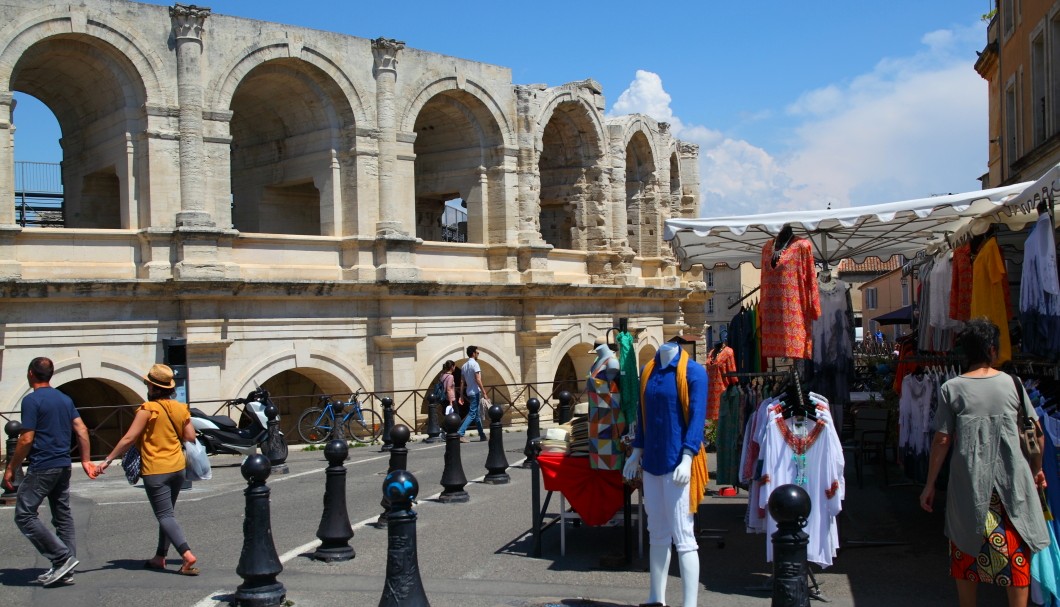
[536,94,608,251]
[208,39,368,125]
[625,124,659,257]
[0,8,169,106]
[2,15,162,230]
[406,82,508,244]
[232,347,369,398]
[398,77,514,147]
[224,52,361,236]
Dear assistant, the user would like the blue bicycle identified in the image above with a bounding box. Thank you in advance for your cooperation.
[296,390,382,444]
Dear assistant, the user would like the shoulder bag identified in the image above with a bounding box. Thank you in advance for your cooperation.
[161,401,212,482]
[120,444,142,485]
[1012,374,1043,474]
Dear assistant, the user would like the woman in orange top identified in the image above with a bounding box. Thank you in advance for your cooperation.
[97,364,199,575]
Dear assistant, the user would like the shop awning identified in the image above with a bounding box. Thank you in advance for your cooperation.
[872,305,915,326]
[664,163,1060,270]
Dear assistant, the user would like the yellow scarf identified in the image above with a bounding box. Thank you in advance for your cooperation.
[639,349,709,514]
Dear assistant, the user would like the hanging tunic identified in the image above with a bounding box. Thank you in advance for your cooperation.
[587,354,625,470]
[760,237,820,359]
[969,237,1013,364]
[715,384,742,486]
[949,243,973,322]
[705,345,737,420]
[808,279,854,428]
[759,405,845,567]
[1020,214,1060,360]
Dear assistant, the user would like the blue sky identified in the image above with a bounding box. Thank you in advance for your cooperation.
[12,0,995,216]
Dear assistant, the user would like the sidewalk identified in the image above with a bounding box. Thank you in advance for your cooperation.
[207,435,975,607]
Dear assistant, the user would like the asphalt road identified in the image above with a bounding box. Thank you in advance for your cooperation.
[0,429,1022,606]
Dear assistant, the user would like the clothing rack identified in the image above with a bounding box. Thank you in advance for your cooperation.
[727,285,761,310]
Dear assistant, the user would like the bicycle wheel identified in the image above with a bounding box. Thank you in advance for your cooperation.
[297,408,334,444]
[344,408,383,444]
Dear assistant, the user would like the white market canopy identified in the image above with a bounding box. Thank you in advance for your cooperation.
[664,162,1060,271]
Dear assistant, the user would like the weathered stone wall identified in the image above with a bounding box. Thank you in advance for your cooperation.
[0,0,704,427]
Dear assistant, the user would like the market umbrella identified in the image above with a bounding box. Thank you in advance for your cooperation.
[664,162,1060,270]
[871,305,914,326]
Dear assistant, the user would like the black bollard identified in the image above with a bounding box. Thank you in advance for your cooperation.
[380,470,430,607]
[312,439,355,562]
[521,397,541,469]
[438,413,469,503]
[330,399,347,442]
[557,390,573,424]
[527,437,543,558]
[374,424,410,528]
[380,397,394,452]
[768,484,812,607]
[263,401,289,474]
[234,454,286,607]
[424,395,442,443]
[483,404,510,484]
[0,421,23,505]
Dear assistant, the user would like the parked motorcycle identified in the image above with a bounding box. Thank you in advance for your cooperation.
[190,387,287,459]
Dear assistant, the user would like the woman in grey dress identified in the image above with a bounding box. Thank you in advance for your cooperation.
[919,318,1049,607]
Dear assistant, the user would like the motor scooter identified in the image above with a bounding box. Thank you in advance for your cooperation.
[190,387,286,458]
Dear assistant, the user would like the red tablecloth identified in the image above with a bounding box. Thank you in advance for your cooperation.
[537,452,625,526]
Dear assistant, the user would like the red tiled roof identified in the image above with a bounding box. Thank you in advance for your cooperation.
[836,256,903,273]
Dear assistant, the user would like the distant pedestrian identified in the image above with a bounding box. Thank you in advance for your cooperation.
[457,346,487,442]
[440,360,457,416]
[3,357,97,587]
[96,364,200,576]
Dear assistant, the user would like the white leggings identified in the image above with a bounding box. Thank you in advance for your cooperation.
[642,471,698,553]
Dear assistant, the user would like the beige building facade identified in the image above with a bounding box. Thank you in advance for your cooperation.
[0,0,708,444]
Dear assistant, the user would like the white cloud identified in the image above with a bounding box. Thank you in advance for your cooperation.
[609,22,987,217]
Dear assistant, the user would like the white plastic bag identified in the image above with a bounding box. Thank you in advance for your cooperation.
[184,438,212,481]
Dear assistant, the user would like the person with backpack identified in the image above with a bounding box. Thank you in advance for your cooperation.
[433,360,457,416]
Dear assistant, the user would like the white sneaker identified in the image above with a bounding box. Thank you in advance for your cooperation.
[41,556,78,587]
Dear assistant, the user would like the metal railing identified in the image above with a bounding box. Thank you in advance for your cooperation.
[0,380,586,458]
[14,160,63,227]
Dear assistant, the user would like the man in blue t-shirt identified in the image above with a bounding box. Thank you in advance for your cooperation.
[3,357,96,586]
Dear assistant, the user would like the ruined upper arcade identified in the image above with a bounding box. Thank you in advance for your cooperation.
[0,0,708,432]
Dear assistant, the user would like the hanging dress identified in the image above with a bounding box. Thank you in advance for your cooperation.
[969,237,1013,364]
[705,345,737,421]
[760,237,821,359]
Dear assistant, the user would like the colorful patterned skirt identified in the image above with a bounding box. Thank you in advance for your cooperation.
[949,492,1031,587]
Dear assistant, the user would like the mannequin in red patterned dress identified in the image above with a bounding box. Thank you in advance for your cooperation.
[760,225,821,360]
[705,341,737,421]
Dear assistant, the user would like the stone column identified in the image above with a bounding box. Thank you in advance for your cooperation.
[372,37,406,237]
[678,142,701,218]
[514,85,541,246]
[170,4,213,228]
[0,93,20,279]
[0,93,14,225]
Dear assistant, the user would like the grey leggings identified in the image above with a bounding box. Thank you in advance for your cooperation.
[142,471,190,557]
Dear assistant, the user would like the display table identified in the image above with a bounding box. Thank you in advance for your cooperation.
[536,452,642,557]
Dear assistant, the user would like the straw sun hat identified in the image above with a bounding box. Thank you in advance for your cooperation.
[143,363,176,389]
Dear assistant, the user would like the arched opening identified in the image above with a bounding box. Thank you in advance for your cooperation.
[11,93,63,227]
[10,35,148,229]
[229,59,357,236]
[413,90,503,244]
[538,101,604,251]
[258,368,355,441]
[625,131,656,256]
[56,378,141,458]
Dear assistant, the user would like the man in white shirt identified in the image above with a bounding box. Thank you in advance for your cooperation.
[457,345,487,442]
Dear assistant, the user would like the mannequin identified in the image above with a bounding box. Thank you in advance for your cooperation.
[623,341,708,607]
[587,336,624,470]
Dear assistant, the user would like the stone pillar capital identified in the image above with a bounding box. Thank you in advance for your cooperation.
[678,142,699,158]
[170,4,210,43]
[371,37,405,74]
